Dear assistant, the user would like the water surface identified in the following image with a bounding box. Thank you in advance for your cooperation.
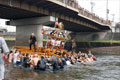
[5,55,120,80]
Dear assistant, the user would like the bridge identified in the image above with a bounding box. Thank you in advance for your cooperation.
[0,0,112,46]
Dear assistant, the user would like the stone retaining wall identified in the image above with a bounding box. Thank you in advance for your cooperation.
[91,46,120,55]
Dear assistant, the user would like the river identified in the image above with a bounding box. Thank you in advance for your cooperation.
[5,54,120,80]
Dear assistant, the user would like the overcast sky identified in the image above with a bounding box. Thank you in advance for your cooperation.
[78,0,120,23]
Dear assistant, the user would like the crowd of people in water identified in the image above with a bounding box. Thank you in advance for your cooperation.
[8,49,97,71]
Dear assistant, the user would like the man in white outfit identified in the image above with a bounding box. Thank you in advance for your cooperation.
[0,33,9,80]
[0,49,5,80]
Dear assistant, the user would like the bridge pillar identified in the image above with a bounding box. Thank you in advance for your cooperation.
[16,25,43,47]
[8,16,57,47]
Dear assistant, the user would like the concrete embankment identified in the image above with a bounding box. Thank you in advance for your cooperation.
[91,46,120,55]
[6,40,15,49]
[76,42,120,48]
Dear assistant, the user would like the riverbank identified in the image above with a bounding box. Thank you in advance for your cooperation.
[5,40,120,55]
[91,46,120,55]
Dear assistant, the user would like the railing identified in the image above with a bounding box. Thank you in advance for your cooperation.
[56,0,111,26]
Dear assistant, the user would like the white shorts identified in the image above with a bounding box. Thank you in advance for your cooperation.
[0,64,5,80]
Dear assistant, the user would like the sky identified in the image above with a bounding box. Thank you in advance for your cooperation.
[78,0,120,23]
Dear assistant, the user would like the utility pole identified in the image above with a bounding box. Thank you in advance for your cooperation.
[106,0,109,20]
[90,0,95,13]
[119,0,120,22]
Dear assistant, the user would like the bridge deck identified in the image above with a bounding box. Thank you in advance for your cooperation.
[0,0,111,32]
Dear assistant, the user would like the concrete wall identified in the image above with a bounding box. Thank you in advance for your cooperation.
[6,40,15,49]
[16,25,43,46]
[104,33,120,40]
[70,31,120,42]
[8,16,57,47]
[2,31,120,41]
[91,46,120,55]
[2,32,16,38]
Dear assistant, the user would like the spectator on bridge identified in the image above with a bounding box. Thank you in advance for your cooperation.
[29,33,37,52]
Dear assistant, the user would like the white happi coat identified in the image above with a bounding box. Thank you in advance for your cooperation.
[0,36,9,80]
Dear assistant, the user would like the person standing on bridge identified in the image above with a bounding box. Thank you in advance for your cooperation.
[29,33,37,52]
[0,33,9,80]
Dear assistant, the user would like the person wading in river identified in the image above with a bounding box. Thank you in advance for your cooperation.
[64,39,76,52]
[0,33,9,80]
[29,33,37,52]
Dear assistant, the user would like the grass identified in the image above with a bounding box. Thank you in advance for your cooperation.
[91,40,120,43]
[74,40,120,43]
[5,38,16,41]
[43,39,120,43]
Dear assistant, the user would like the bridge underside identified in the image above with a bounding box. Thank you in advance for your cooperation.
[0,0,111,32]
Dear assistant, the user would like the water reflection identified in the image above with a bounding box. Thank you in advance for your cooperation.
[5,55,120,80]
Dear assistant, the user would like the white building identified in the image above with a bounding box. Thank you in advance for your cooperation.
[0,19,16,32]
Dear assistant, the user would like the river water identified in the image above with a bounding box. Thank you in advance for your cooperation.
[5,55,120,80]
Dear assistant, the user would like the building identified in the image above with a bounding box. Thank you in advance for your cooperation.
[0,19,16,32]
